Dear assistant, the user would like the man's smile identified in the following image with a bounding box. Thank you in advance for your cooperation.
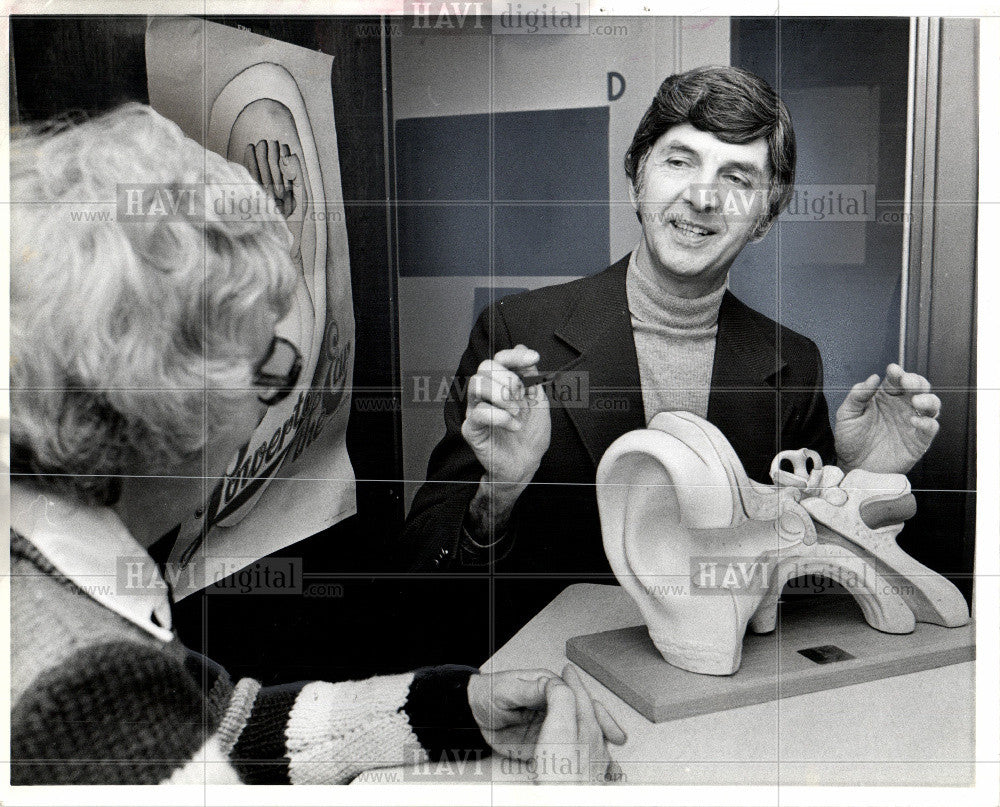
[665,213,719,244]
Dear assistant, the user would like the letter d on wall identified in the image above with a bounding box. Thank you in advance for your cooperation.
[607,71,625,101]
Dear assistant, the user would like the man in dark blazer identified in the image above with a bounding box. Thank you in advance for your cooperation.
[398,66,941,649]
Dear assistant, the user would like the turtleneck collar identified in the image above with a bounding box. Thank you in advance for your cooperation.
[626,248,726,334]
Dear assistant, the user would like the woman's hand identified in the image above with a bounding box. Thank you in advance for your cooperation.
[467,664,626,784]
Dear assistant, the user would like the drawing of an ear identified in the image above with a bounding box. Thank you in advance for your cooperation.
[205,71,329,530]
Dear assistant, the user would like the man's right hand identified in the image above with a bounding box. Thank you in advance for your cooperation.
[461,345,551,491]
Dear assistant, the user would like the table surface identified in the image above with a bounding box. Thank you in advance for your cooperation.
[356,583,975,786]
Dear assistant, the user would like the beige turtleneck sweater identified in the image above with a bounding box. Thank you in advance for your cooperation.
[626,250,725,423]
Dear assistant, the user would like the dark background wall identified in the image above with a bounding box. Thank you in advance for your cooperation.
[731,17,910,422]
[11,15,489,680]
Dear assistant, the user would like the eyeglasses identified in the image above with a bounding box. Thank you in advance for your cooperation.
[252,336,303,405]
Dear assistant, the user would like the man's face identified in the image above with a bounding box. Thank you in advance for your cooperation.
[630,123,771,298]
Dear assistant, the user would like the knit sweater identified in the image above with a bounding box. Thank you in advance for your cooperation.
[626,249,726,423]
[10,531,489,785]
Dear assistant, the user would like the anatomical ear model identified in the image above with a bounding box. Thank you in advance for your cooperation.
[597,411,970,676]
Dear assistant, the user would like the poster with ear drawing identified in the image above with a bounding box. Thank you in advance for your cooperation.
[145,17,356,596]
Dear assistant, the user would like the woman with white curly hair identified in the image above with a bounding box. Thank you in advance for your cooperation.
[8,104,624,785]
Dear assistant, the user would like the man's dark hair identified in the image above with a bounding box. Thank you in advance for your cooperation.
[624,65,796,231]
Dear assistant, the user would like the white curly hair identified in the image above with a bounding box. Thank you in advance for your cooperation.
[10,103,299,504]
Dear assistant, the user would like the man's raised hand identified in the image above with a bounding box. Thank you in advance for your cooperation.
[834,363,941,474]
[461,344,551,491]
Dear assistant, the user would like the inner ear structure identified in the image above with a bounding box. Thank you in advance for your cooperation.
[596,411,970,676]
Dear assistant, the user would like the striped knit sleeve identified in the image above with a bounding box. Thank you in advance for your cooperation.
[228,664,491,784]
[13,640,490,786]
[11,640,240,785]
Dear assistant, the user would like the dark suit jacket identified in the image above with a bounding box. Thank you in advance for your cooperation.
[398,256,835,644]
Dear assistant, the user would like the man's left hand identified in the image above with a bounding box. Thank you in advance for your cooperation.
[834,363,941,475]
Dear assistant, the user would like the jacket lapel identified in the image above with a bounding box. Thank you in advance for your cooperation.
[706,290,787,478]
[552,257,646,466]
[709,290,786,388]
